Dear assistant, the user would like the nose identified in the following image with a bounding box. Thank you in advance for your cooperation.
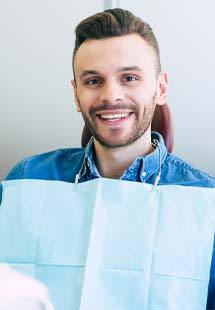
[99,80,125,103]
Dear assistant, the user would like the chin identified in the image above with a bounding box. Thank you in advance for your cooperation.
[96,129,150,148]
[96,136,137,149]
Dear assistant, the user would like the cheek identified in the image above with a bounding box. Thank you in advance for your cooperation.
[78,90,99,111]
[129,85,156,105]
[77,98,95,118]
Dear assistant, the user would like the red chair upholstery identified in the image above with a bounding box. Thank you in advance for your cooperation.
[81,104,174,153]
[151,104,174,153]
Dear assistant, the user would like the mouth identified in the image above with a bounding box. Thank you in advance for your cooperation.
[96,111,134,124]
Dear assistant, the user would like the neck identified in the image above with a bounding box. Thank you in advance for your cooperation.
[93,131,154,179]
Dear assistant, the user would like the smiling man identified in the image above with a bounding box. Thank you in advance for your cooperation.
[2,8,215,308]
[72,32,167,179]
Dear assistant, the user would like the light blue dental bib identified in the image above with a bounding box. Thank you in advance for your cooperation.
[0,179,215,309]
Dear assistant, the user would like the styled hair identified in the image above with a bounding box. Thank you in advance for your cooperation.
[73,8,161,74]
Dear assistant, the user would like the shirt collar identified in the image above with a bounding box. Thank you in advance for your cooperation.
[82,131,167,182]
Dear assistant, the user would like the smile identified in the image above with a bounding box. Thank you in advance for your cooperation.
[95,111,134,125]
[100,113,129,120]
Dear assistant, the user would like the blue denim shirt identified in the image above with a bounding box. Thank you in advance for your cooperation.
[1,131,215,308]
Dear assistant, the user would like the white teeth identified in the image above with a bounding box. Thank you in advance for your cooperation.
[100,113,129,120]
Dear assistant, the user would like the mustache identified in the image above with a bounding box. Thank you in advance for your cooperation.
[89,103,138,115]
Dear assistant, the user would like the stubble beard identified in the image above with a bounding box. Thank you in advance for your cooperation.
[79,99,156,149]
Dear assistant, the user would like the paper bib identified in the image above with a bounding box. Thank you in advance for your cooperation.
[0,179,215,309]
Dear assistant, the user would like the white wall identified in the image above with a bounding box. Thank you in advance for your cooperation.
[1,0,215,179]
[0,0,103,180]
[119,0,215,175]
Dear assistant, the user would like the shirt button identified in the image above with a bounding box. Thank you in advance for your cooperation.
[142,171,146,177]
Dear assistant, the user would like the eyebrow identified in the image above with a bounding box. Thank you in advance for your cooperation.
[117,66,144,72]
[80,70,99,79]
[79,66,144,79]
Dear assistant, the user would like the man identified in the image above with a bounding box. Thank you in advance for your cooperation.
[1,8,215,307]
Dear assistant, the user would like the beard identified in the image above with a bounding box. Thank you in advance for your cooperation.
[78,98,156,148]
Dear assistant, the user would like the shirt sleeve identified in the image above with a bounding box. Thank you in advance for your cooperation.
[5,159,26,180]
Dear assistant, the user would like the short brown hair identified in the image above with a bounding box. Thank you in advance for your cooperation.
[73,8,161,74]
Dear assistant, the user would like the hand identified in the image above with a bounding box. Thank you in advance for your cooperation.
[0,264,54,310]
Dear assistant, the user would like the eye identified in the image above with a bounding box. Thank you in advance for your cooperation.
[86,78,102,85]
[121,75,139,83]
[125,75,136,81]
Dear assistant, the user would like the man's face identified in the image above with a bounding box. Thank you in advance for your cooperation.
[72,34,167,148]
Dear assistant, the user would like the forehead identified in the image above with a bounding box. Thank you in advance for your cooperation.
[74,34,156,75]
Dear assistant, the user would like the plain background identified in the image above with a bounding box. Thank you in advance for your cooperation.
[1,0,215,180]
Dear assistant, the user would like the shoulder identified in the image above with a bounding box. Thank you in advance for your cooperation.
[161,153,215,187]
[5,148,85,182]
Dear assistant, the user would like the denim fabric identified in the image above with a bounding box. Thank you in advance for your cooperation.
[1,131,215,308]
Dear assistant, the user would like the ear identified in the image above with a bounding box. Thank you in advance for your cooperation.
[155,72,168,106]
[71,79,81,112]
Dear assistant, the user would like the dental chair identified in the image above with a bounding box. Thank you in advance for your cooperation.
[81,104,174,153]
